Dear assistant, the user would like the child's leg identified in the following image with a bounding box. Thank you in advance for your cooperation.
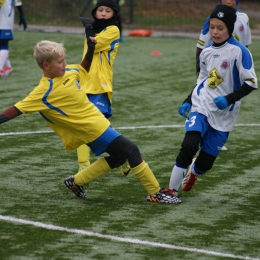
[0,48,8,71]
[76,94,111,170]
[131,161,160,195]
[4,58,11,69]
[77,144,91,169]
[74,157,111,185]
[66,135,180,203]
[169,131,201,191]
[105,135,160,195]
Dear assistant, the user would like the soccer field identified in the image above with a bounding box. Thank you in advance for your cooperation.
[1,31,260,260]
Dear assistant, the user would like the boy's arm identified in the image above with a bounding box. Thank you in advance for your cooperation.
[94,26,119,52]
[196,16,211,77]
[225,83,255,104]
[214,83,255,110]
[178,87,195,118]
[79,17,96,72]
[0,106,22,124]
[196,48,202,78]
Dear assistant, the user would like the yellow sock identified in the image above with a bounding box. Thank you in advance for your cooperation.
[77,144,91,168]
[74,157,111,186]
[131,161,160,195]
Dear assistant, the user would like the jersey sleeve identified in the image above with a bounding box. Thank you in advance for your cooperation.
[82,25,120,59]
[238,48,258,89]
[66,64,90,88]
[196,16,212,50]
[14,83,50,114]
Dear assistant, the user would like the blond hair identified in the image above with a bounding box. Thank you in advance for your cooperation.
[34,40,66,69]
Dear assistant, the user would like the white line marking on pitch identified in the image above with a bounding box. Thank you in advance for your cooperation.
[0,215,259,260]
[0,123,260,136]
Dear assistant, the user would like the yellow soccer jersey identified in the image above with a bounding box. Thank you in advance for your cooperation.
[81,25,120,103]
[15,64,110,153]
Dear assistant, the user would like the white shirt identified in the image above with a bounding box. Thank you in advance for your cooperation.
[0,0,22,30]
[192,37,257,132]
[197,10,252,49]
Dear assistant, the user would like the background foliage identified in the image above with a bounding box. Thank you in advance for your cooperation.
[17,0,260,35]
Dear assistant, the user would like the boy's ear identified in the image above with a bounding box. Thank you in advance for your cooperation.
[43,61,50,70]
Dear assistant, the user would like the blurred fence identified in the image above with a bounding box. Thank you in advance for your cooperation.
[15,0,260,37]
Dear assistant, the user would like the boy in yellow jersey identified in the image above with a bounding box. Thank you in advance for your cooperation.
[0,35,181,204]
[77,0,119,171]
[77,0,130,176]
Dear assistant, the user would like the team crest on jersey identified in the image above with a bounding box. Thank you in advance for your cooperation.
[208,68,223,89]
[221,60,230,70]
[239,25,244,32]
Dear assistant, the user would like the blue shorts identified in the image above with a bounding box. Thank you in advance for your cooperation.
[87,126,121,156]
[0,30,13,41]
[185,112,229,157]
[87,93,112,119]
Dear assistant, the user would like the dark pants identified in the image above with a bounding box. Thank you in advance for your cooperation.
[105,135,143,169]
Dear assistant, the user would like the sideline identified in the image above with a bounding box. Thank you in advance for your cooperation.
[0,123,260,136]
[13,25,260,40]
[0,215,259,260]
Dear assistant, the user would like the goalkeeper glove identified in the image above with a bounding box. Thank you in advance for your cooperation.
[214,96,229,110]
[79,17,95,38]
[19,15,27,30]
[178,102,191,118]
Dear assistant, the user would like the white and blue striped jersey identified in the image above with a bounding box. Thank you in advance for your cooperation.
[197,10,252,49]
[0,0,22,30]
[192,37,257,132]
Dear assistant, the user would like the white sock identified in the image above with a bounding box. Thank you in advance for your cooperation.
[169,165,187,192]
[5,58,11,69]
[0,50,9,70]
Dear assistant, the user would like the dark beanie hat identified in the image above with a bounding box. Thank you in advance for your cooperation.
[91,0,118,18]
[209,5,237,36]
[219,0,239,4]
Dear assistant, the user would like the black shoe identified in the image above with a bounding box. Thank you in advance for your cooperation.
[64,175,87,198]
[147,187,181,204]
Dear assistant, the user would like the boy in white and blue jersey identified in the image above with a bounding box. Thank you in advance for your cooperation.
[168,4,257,196]
[196,0,251,78]
[0,0,27,77]
[197,0,251,151]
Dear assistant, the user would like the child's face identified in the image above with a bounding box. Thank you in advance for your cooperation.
[221,0,237,9]
[43,54,67,79]
[209,18,230,44]
[95,6,114,19]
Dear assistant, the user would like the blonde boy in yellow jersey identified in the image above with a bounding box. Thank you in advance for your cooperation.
[77,0,121,171]
[0,35,181,204]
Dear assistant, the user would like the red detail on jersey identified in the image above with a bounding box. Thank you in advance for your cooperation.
[221,60,230,70]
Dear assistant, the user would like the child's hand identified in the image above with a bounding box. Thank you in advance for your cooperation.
[214,96,229,110]
[87,36,96,49]
[178,103,191,118]
[89,36,97,44]
[19,15,27,30]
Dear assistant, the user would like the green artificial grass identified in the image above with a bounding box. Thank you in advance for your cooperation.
[0,31,260,260]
